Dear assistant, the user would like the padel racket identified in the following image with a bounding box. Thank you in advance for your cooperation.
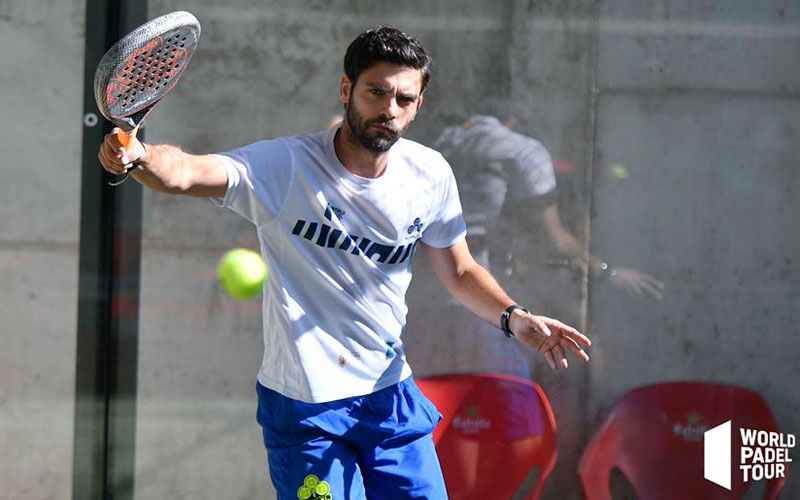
[94,11,201,183]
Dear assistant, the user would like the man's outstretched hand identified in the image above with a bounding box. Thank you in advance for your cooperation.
[509,311,591,370]
[609,267,665,300]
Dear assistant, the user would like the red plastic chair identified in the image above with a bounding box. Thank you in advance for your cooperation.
[416,373,558,500]
[578,382,787,500]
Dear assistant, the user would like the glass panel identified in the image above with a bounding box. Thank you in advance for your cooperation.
[0,1,85,498]
[134,1,799,499]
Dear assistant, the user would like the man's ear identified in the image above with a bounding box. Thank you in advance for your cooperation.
[340,75,352,105]
[416,93,424,112]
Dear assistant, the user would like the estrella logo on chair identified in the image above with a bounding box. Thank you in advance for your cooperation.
[673,410,710,442]
[452,404,492,434]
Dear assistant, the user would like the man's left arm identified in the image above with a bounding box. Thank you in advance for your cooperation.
[420,239,591,370]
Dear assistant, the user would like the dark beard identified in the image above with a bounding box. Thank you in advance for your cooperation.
[345,101,407,153]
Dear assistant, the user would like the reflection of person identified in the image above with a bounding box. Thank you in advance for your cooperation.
[98,27,591,499]
[435,115,665,303]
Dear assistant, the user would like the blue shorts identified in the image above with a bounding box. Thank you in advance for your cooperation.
[256,377,447,500]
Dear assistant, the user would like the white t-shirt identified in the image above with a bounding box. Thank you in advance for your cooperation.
[213,126,467,403]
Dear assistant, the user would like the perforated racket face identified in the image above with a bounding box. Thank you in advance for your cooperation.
[94,11,200,130]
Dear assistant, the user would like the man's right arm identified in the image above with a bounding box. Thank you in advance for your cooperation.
[98,128,228,198]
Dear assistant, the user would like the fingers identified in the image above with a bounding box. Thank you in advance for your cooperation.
[640,274,665,300]
[541,340,587,370]
[626,275,663,300]
[98,142,129,175]
[645,274,665,291]
[640,279,664,300]
[564,337,590,362]
[97,128,134,175]
[550,318,591,347]
[543,348,557,371]
[105,128,130,161]
[554,344,568,369]
[533,317,592,370]
[523,315,592,369]
[532,316,552,337]
[616,269,665,300]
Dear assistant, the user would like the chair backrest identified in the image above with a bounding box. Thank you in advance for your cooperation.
[578,382,787,500]
[416,373,558,500]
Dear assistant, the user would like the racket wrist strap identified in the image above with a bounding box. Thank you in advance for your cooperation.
[108,143,147,187]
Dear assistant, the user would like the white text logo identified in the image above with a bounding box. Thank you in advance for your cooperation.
[704,420,794,490]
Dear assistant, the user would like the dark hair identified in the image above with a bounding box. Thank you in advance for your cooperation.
[344,26,432,92]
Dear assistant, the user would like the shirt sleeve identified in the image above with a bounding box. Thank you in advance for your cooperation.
[421,161,467,248]
[210,139,294,226]
[505,140,557,206]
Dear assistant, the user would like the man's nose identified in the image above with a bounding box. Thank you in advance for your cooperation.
[381,97,399,120]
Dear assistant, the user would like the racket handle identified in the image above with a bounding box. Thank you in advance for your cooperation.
[116,127,139,149]
[109,127,140,187]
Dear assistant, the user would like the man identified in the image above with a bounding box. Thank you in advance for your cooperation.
[98,26,590,500]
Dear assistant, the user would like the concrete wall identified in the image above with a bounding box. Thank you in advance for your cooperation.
[588,1,800,497]
[1,0,797,499]
[0,0,84,498]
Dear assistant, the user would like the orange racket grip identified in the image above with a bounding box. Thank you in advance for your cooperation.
[116,127,139,149]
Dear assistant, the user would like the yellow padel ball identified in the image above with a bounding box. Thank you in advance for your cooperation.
[217,248,267,301]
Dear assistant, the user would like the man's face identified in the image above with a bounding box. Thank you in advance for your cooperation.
[340,62,425,153]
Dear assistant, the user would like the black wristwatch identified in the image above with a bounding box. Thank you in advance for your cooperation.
[501,305,529,338]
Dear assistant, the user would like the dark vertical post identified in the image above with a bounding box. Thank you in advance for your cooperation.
[73,1,146,499]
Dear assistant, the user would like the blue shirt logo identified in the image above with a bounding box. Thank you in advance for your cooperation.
[407,218,424,235]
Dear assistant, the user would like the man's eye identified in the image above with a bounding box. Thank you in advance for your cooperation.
[370,88,383,95]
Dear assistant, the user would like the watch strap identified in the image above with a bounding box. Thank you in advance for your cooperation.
[501,305,529,338]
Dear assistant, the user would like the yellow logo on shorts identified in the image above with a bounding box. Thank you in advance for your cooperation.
[297,474,332,500]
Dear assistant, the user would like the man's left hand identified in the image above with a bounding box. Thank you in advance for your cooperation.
[508,311,591,370]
